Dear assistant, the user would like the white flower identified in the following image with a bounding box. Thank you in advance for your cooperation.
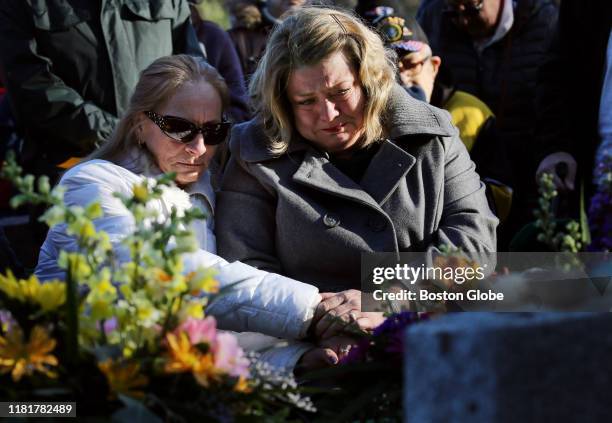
[162,186,191,218]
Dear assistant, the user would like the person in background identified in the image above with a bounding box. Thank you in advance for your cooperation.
[417,0,558,248]
[189,0,251,123]
[535,1,612,203]
[228,0,308,81]
[373,14,513,223]
[0,0,203,180]
[35,54,382,374]
[216,7,497,294]
[0,0,205,268]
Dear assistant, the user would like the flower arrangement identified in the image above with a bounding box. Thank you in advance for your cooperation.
[0,153,314,421]
[534,172,585,253]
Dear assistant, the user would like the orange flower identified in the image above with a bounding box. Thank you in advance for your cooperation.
[154,268,172,283]
[98,359,148,399]
[164,331,219,387]
[233,376,252,393]
[0,325,58,382]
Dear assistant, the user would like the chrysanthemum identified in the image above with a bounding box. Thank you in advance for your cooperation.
[98,359,148,399]
[0,325,58,382]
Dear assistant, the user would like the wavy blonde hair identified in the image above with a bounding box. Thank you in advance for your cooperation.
[90,55,229,167]
[249,6,397,154]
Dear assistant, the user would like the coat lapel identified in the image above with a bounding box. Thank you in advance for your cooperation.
[292,149,382,211]
[360,140,416,205]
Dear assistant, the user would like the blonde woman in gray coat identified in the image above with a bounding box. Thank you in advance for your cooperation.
[216,7,498,319]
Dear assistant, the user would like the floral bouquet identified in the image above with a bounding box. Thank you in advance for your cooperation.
[0,153,314,422]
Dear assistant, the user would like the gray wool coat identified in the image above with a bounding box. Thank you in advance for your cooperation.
[216,85,498,291]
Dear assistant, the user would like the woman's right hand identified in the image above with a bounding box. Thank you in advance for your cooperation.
[311,290,385,339]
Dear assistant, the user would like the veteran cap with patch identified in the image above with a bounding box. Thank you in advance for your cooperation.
[375,15,430,54]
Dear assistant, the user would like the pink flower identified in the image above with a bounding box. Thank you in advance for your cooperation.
[176,317,217,346]
[213,333,250,378]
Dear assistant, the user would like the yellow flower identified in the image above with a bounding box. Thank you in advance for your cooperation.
[0,270,23,300]
[36,281,67,312]
[0,325,58,382]
[164,332,200,373]
[133,297,161,328]
[164,332,218,387]
[98,359,148,399]
[177,299,204,321]
[186,269,219,296]
[87,278,117,321]
[132,183,149,203]
[192,354,218,388]
[154,268,172,283]
[0,271,65,312]
[78,220,96,239]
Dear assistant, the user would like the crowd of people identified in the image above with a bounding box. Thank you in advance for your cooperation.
[0,0,609,374]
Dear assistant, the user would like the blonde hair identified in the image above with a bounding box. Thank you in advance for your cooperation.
[249,6,396,154]
[90,54,229,166]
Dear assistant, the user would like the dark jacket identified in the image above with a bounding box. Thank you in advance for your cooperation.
[193,19,250,123]
[0,0,202,174]
[418,0,558,191]
[216,85,498,291]
[535,0,612,198]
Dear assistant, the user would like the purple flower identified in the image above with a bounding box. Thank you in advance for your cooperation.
[372,312,422,338]
[0,310,16,332]
[339,312,427,365]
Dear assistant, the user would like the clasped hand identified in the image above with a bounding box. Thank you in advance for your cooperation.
[296,290,384,374]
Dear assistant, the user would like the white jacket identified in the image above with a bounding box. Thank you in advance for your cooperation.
[35,159,317,369]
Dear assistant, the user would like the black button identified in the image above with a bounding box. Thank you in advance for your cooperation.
[367,216,387,232]
[323,213,340,228]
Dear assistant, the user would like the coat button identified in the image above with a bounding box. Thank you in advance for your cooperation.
[323,213,340,228]
[367,216,387,232]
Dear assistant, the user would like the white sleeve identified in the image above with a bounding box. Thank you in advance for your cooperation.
[232,332,313,372]
[36,161,320,341]
[182,250,320,340]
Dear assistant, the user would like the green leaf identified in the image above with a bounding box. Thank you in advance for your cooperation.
[37,175,51,194]
[9,194,28,209]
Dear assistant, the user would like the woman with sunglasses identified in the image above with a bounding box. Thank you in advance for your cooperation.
[35,54,373,372]
[216,8,497,296]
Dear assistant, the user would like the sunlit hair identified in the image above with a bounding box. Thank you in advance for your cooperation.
[90,54,229,167]
[249,6,397,154]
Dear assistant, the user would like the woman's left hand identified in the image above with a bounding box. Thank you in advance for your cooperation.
[294,335,357,377]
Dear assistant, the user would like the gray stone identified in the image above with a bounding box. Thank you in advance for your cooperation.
[404,313,612,423]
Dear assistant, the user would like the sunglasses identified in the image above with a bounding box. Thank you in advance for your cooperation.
[144,110,230,145]
[443,0,484,17]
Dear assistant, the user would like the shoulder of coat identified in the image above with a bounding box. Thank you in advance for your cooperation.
[60,160,141,193]
[386,84,458,140]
